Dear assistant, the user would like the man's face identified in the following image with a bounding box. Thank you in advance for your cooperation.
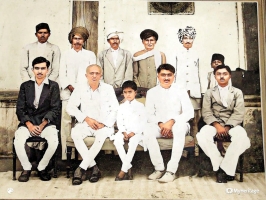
[107,35,120,50]
[86,66,102,84]
[182,35,194,49]
[215,68,231,87]
[123,87,137,101]
[211,60,223,69]
[35,29,50,43]
[32,62,48,80]
[72,34,84,51]
[142,36,157,51]
[158,69,175,89]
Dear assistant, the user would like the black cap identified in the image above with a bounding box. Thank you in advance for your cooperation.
[36,23,50,33]
[211,53,224,64]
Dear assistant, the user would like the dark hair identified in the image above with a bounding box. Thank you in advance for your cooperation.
[122,81,137,91]
[140,29,158,41]
[36,23,50,33]
[157,64,175,74]
[32,57,50,68]
[213,65,231,75]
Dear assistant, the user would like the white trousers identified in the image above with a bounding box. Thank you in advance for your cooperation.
[113,132,142,172]
[14,126,58,171]
[71,123,112,170]
[197,125,250,176]
[144,121,189,173]
[60,100,72,160]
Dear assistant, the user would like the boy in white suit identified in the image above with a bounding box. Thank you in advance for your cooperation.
[113,81,146,181]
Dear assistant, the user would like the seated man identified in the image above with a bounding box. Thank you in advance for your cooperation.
[144,64,194,183]
[66,64,119,185]
[197,65,250,183]
[14,57,60,182]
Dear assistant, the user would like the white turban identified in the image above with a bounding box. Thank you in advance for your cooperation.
[106,28,124,43]
[177,26,196,43]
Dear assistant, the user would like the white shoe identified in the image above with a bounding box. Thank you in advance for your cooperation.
[148,170,164,180]
[158,171,175,183]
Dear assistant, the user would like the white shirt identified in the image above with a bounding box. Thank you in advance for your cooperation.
[37,42,47,55]
[66,82,119,128]
[31,77,49,108]
[145,83,194,124]
[117,99,146,135]
[110,47,119,68]
[218,84,229,107]
[59,48,96,100]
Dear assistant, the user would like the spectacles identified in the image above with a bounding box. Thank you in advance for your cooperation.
[160,73,173,78]
[34,67,47,70]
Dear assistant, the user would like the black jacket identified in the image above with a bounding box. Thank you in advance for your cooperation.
[16,79,61,128]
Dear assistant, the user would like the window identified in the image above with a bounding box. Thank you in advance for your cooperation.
[148,2,195,15]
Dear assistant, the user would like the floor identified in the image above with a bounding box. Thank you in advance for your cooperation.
[0,171,265,199]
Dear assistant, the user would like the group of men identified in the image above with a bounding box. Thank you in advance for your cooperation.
[14,22,250,184]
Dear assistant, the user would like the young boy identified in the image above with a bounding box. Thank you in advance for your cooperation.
[113,81,146,181]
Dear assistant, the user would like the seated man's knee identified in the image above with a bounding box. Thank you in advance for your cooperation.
[197,125,215,141]
[71,127,82,140]
[14,127,29,144]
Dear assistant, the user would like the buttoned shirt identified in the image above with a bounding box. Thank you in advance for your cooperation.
[145,83,194,124]
[30,76,49,108]
[218,84,229,107]
[117,99,146,135]
[110,47,119,68]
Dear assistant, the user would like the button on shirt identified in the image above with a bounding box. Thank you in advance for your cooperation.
[31,76,49,108]
[218,85,229,107]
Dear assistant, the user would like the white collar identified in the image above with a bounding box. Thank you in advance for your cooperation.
[38,41,47,46]
[30,76,49,85]
[218,84,229,91]
[110,47,120,52]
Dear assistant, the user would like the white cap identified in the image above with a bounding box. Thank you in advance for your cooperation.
[106,28,124,42]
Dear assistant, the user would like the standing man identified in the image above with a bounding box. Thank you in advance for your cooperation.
[15,57,60,182]
[20,23,61,82]
[144,64,194,183]
[176,26,201,154]
[59,26,96,159]
[197,65,250,183]
[98,28,133,88]
[66,64,119,185]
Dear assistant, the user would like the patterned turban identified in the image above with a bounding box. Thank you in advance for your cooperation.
[68,26,90,44]
[177,26,196,43]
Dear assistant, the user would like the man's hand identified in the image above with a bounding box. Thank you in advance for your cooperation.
[158,119,175,138]
[127,132,135,139]
[67,85,74,93]
[213,122,229,140]
[84,117,100,130]
[95,122,105,129]
[26,121,41,136]
[123,132,129,141]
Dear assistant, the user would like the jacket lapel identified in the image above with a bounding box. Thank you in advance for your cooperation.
[226,86,235,107]
[28,81,36,107]
[212,86,223,106]
[38,83,50,108]
[106,49,116,69]
[115,49,124,72]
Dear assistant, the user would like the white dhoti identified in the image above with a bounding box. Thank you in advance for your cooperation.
[196,125,250,176]
[14,126,58,171]
[144,121,189,173]
[71,123,113,169]
[113,132,142,172]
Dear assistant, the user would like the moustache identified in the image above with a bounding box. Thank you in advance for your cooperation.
[185,42,191,44]
[37,73,43,75]
[220,78,225,81]
[164,79,170,81]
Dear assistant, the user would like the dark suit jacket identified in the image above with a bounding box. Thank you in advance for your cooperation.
[16,79,61,128]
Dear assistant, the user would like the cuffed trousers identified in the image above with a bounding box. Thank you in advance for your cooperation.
[144,121,189,173]
[71,123,112,170]
[113,132,142,172]
[197,125,250,176]
[14,126,58,171]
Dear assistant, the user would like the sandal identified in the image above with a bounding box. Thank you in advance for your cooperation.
[72,167,86,185]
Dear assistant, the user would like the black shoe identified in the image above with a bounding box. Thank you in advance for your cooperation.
[115,171,129,181]
[216,168,227,183]
[89,165,101,183]
[72,166,86,185]
[227,175,235,181]
[18,170,31,182]
[38,170,51,181]
[127,168,133,180]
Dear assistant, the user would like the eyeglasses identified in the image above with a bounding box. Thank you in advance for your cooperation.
[34,67,47,70]
[159,73,173,78]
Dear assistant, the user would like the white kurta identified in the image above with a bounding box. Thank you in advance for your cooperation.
[144,83,194,173]
[66,82,119,169]
[113,99,147,172]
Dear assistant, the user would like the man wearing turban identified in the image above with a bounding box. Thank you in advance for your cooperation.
[98,28,133,89]
[20,23,61,82]
[175,26,201,155]
[59,26,96,160]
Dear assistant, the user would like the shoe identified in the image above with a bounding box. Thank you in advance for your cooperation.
[89,165,101,183]
[38,170,51,181]
[72,166,86,185]
[216,168,227,183]
[227,175,235,181]
[18,170,31,182]
[158,171,175,183]
[127,168,133,180]
[148,170,164,180]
